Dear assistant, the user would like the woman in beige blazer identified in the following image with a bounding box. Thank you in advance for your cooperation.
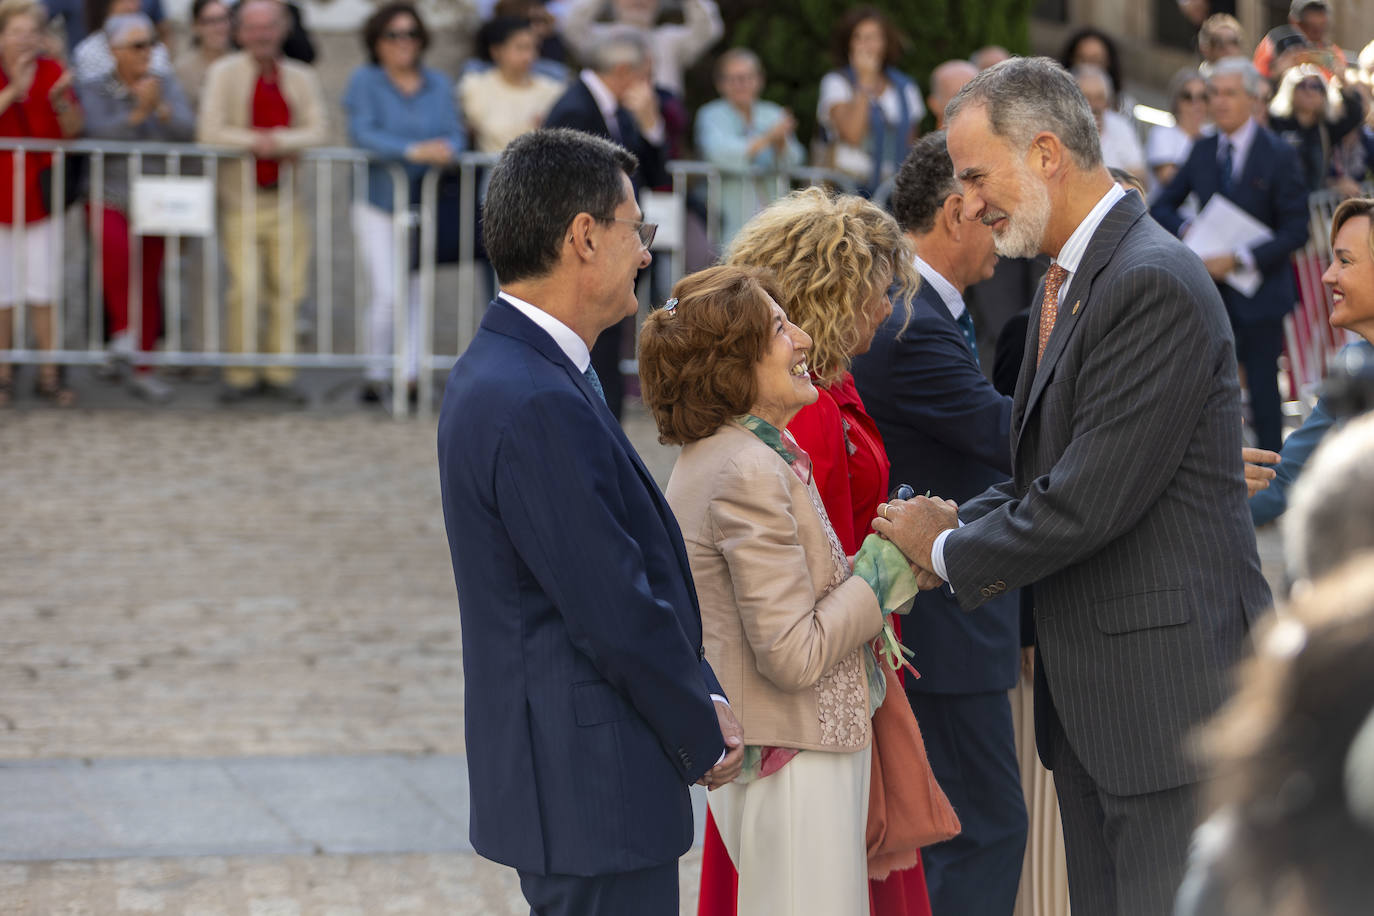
[639,265,886,916]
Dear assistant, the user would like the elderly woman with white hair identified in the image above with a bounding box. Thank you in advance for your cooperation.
[76,11,192,402]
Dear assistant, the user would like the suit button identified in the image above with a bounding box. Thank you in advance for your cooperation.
[980,586,992,598]
[995,580,1007,590]
[698,645,706,661]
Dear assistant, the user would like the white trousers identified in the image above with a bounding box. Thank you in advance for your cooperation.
[709,745,872,916]
[0,217,59,307]
[351,202,421,383]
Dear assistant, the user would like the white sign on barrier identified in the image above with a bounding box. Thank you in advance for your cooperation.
[131,175,215,237]
[641,190,682,253]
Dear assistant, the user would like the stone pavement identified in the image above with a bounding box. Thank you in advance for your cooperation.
[0,399,1285,915]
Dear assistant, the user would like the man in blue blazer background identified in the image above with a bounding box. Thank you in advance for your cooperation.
[437,128,742,916]
[852,131,1028,916]
[1151,56,1309,452]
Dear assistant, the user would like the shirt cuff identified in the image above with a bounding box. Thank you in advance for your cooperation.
[931,528,953,583]
[710,694,729,707]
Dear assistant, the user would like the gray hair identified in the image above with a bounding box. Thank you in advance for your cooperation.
[1072,63,1114,106]
[1284,413,1374,584]
[588,25,649,74]
[1207,56,1262,97]
[714,47,762,83]
[945,56,1102,170]
[104,11,153,45]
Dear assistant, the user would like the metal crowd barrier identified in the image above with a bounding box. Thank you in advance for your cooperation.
[2,139,856,416]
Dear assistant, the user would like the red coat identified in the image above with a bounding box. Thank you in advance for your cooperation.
[0,57,73,225]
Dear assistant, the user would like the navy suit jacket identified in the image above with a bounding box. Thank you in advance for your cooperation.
[851,280,1021,694]
[437,299,725,876]
[543,78,669,190]
[1151,124,1309,326]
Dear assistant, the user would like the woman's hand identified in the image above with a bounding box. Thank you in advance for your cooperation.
[46,70,72,105]
[405,138,453,166]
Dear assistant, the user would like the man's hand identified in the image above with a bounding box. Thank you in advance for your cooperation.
[872,496,959,575]
[698,700,743,791]
[1242,447,1281,497]
[1020,646,1034,684]
[1204,253,1237,281]
[622,78,661,136]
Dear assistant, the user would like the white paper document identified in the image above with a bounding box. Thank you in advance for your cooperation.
[1181,194,1274,298]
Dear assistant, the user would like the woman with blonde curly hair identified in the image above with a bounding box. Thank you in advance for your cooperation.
[694,187,938,916]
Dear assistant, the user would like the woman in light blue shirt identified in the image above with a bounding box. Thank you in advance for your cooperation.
[343,1,465,404]
[695,49,803,248]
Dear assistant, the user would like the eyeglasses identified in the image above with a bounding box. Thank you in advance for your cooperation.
[197,12,229,25]
[381,28,421,42]
[1178,91,1205,102]
[1297,79,1325,92]
[603,216,657,249]
[119,39,154,51]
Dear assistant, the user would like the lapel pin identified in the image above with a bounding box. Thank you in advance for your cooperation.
[1071,300,1081,315]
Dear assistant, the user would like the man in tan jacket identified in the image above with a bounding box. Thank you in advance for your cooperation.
[197,0,326,401]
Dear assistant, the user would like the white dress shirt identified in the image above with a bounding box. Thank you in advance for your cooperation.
[912,254,967,321]
[929,182,1127,583]
[499,292,590,371]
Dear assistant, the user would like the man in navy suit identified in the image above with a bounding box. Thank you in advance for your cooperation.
[543,28,669,421]
[851,131,1027,916]
[1152,56,1309,452]
[437,128,742,916]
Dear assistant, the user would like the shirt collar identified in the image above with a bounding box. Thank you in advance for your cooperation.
[1052,183,1126,276]
[1220,117,1258,168]
[580,69,619,125]
[912,254,966,320]
[498,292,591,372]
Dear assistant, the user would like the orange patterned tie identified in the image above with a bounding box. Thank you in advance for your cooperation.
[1037,264,1071,365]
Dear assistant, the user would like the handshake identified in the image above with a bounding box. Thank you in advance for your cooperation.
[872,486,961,591]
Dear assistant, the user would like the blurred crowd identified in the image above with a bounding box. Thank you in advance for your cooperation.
[1,0,1373,409]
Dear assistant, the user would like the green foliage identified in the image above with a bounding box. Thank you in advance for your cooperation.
[687,0,1035,150]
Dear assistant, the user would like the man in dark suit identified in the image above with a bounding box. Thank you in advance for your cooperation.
[1151,56,1309,452]
[543,27,668,421]
[852,131,1026,915]
[876,59,1272,916]
[437,129,742,916]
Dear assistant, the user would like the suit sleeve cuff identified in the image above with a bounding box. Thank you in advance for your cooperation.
[710,694,728,707]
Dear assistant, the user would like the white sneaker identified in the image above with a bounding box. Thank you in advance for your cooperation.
[130,373,174,403]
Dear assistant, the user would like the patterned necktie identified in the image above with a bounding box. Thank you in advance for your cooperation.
[955,309,981,368]
[583,365,606,403]
[1037,264,1071,365]
[1218,136,1234,197]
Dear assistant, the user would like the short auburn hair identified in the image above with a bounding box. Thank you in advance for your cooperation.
[1332,197,1374,263]
[639,265,779,446]
[361,1,429,66]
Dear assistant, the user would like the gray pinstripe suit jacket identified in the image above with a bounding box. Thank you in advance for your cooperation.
[943,191,1272,797]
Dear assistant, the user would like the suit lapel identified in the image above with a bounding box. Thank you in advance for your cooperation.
[482,300,700,607]
[1018,193,1147,439]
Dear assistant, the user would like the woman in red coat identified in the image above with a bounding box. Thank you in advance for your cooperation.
[695,186,933,916]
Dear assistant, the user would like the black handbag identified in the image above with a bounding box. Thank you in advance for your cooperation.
[409,170,466,271]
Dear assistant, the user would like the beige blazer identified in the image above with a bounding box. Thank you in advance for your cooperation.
[196,52,328,209]
[666,421,883,753]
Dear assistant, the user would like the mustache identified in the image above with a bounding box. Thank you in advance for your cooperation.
[981,208,1009,227]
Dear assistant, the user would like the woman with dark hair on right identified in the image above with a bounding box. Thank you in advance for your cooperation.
[1173,558,1374,916]
[641,265,919,916]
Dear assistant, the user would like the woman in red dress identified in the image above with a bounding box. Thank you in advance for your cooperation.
[695,186,933,916]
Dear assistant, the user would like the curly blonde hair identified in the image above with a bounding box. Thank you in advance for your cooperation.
[724,187,917,386]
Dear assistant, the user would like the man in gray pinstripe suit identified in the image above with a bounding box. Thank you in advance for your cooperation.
[875,58,1272,916]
